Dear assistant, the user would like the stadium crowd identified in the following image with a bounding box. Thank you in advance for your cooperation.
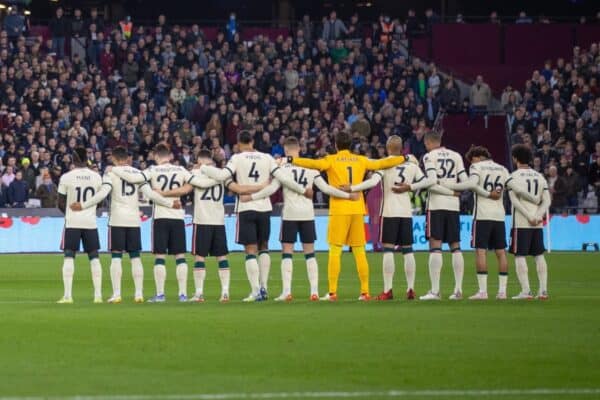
[503,42,600,213]
[0,7,456,209]
[0,6,598,214]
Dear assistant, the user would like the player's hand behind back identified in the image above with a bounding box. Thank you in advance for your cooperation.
[303,186,314,199]
[349,192,360,201]
[338,184,352,193]
[392,183,411,194]
[69,202,82,211]
[172,200,182,209]
[489,188,503,200]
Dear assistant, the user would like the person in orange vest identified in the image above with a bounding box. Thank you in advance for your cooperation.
[379,15,394,48]
[119,16,133,40]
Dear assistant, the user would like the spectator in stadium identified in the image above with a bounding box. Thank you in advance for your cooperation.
[469,75,492,115]
[548,165,567,213]
[489,11,501,24]
[71,8,86,62]
[8,171,28,208]
[424,8,440,32]
[2,166,15,188]
[225,13,238,42]
[515,11,533,24]
[4,6,25,44]
[20,158,36,195]
[297,15,314,45]
[49,7,68,59]
[322,10,347,44]
[35,171,58,208]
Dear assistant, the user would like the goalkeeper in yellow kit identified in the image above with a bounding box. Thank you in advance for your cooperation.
[288,131,406,301]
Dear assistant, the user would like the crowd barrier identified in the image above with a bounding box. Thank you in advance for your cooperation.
[0,215,597,253]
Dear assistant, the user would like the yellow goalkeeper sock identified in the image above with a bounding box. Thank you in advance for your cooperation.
[352,246,370,295]
[328,244,343,294]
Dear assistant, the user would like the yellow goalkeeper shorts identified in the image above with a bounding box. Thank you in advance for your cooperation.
[327,214,366,247]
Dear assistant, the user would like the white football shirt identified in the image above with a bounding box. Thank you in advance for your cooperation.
[378,162,425,218]
[144,163,192,220]
[470,160,510,222]
[190,168,225,225]
[58,167,103,229]
[506,168,548,228]
[423,147,467,211]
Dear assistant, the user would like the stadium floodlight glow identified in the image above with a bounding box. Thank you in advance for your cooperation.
[24,9,30,15]
[0,4,6,9]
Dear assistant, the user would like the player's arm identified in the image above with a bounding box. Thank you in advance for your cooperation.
[442,171,478,191]
[57,180,67,213]
[76,176,112,210]
[111,167,148,184]
[505,178,540,203]
[363,155,405,171]
[140,182,180,208]
[290,156,331,171]
[226,179,269,195]
[247,179,282,201]
[187,174,219,189]
[534,183,551,221]
[508,189,536,223]
[271,164,309,195]
[160,183,194,197]
[350,171,382,192]
[314,175,353,199]
[199,160,235,182]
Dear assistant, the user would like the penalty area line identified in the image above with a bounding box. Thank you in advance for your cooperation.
[1,388,600,400]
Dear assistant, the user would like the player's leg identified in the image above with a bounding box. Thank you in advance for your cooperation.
[496,249,508,299]
[190,224,207,302]
[216,256,230,302]
[302,241,319,301]
[532,229,548,300]
[348,214,370,300]
[421,210,442,300]
[107,227,124,303]
[324,215,348,301]
[401,246,416,299]
[299,221,319,300]
[83,229,103,303]
[493,222,509,300]
[511,229,534,299]
[469,248,488,300]
[243,244,260,301]
[377,217,397,300]
[171,219,189,302]
[127,225,144,303]
[149,219,168,302]
[448,211,464,299]
[379,243,395,300]
[399,217,416,300]
[109,252,123,302]
[276,242,294,301]
[57,228,77,303]
[257,212,272,298]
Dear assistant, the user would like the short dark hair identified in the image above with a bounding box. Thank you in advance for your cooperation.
[465,145,491,163]
[284,136,299,147]
[72,147,88,166]
[112,146,129,161]
[511,144,532,165]
[424,130,442,143]
[154,143,171,158]
[198,149,212,159]
[238,130,254,145]
[335,131,352,150]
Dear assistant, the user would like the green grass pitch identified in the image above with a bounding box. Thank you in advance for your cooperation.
[0,252,599,399]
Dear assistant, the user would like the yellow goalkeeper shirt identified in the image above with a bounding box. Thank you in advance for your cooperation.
[291,150,406,216]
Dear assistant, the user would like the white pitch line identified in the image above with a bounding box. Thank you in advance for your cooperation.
[1,388,600,400]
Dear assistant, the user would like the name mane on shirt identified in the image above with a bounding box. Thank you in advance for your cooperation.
[75,175,91,181]
[335,156,358,162]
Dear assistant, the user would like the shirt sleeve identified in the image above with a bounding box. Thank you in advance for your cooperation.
[363,155,405,170]
[57,177,67,195]
[199,164,234,181]
[314,175,351,198]
[272,167,306,194]
[291,156,331,171]
[112,167,148,184]
[350,171,382,192]
[250,179,282,201]
[81,174,112,209]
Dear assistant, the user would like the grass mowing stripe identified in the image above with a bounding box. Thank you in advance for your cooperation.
[2,388,600,399]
